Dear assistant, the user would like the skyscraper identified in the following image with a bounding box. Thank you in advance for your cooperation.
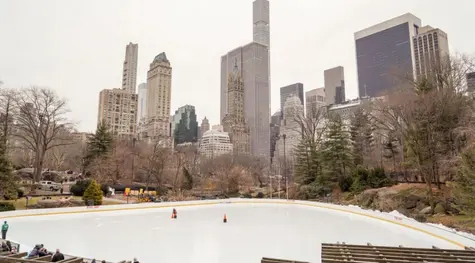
[122,42,138,93]
[355,13,421,97]
[220,0,270,157]
[137,83,147,125]
[413,26,449,81]
[222,60,250,155]
[280,83,304,119]
[199,117,210,139]
[305,88,325,119]
[173,105,198,145]
[253,0,270,47]
[324,66,345,105]
[145,52,172,142]
[97,89,137,137]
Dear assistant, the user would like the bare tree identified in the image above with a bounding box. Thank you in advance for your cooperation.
[90,140,133,184]
[0,88,17,149]
[13,87,73,182]
[137,140,170,191]
[371,54,475,211]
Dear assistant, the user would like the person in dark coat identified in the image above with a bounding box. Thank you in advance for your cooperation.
[6,241,12,252]
[51,249,64,262]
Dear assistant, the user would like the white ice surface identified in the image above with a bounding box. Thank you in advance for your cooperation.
[4,201,475,263]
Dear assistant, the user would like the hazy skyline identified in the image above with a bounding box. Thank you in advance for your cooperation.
[1,0,474,132]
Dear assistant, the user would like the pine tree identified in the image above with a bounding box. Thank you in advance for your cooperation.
[453,147,475,214]
[83,122,113,173]
[321,114,353,180]
[294,138,322,185]
[83,179,103,205]
[0,142,16,199]
[349,108,374,167]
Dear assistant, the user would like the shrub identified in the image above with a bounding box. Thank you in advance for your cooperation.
[70,180,91,196]
[256,192,264,198]
[241,193,252,198]
[83,180,103,205]
[338,174,353,192]
[414,214,427,223]
[350,167,394,193]
[17,188,24,198]
[0,202,15,212]
[100,184,111,197]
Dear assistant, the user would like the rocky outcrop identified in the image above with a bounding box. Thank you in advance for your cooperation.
[352,184,456,217]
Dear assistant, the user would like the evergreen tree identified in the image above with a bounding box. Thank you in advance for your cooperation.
[83,179,103,205]
[349,108,374,167]
[83,122,113,173]
[0,141,16,199]
[321,113,353,180]
[294,138,322,185]
[382,131,399,170]
[453,147,475,214]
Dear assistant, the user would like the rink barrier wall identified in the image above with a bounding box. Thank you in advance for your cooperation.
[1,198,475,249]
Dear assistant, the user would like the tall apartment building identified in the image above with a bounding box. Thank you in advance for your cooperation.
[199,117,210,139]
[355,13,421,97]
[121,43,138,93]
[324,66,345,105]
[280,83,304,119]
[305,88,326,119]
[413,26,449,81]
[222,61,250,155]
[97,88,137,137]
[137,83,147,125]
[220,0,270,157]
[144,52,172,142]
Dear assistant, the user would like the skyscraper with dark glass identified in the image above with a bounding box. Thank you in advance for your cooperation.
[355,13,421,97]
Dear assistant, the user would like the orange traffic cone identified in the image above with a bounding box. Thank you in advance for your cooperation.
[223,214,227,223]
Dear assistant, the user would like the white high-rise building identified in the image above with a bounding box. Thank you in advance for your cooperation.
[324,66,345,105]
[275,94,304,159]
[199,129,233,158]
[121,42,138,93]
[137,83,147,125]
[413,26,449,81]
[305,88,326,119]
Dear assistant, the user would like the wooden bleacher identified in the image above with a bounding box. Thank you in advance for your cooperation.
[261,257,309,263]
[321,242,475,263]
[0,240,130,263]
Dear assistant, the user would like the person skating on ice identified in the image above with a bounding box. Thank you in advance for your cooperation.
[1,221,8,240]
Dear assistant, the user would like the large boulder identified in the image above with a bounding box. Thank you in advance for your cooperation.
[420,206,432,214]
[434,203,446,214]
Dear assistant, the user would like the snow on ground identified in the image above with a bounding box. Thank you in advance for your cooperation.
[3,201,475,263]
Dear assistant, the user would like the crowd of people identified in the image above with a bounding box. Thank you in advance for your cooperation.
[2,222,141,262]
[24,244,65,262]
[1,240,17,253]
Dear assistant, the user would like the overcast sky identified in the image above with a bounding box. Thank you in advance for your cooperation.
[0,0,474,132]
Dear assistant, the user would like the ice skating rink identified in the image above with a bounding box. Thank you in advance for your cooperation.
[3,200,475,263]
